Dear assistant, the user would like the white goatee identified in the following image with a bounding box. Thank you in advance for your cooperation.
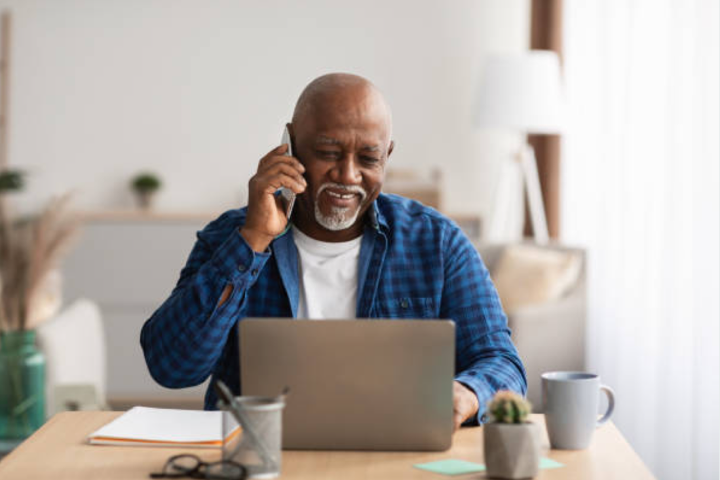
[314,183,368,231]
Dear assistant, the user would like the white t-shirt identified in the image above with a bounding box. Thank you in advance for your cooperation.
[293,226,362,319]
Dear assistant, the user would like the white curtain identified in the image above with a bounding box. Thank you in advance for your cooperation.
[561,1,719,479]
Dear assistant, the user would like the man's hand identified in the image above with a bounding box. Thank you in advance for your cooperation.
[453,381,480,431]
[241,144,306,252]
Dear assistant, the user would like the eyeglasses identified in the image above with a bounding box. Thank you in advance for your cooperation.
[150,454,247,480]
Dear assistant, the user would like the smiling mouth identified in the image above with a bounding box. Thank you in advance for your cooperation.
[325,191,358,200]
[316,183,368,212]
[322,190,360,208]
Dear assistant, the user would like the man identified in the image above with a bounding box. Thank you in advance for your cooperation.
[141,73,526,429]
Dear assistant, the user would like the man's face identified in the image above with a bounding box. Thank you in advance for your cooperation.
[291,89,393,239]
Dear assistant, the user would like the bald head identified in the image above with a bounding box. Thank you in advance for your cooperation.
[292,73,392,140]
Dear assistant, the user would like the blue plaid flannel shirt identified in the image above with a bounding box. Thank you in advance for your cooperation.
[140,193,526,424]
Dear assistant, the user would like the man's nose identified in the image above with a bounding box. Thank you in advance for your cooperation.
[332,156,362,185]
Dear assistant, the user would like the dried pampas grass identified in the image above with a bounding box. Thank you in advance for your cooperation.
[0,193,80,332]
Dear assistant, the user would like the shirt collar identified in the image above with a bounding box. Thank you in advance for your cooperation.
[366,197,389,231]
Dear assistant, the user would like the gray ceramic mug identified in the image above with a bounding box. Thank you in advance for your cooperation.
[542,372,615,450]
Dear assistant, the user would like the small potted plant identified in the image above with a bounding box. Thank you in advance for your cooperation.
[130,172,162,210]
[483,390,540,479]
[0,169,25,193]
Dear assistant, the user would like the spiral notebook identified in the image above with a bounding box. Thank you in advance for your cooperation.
[87,406,240,448]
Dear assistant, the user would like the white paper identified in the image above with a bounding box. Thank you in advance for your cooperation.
[88,406,228,446]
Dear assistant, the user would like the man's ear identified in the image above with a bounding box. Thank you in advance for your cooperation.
[387,140,395,158]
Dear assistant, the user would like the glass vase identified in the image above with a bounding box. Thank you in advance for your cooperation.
[0,330,46,440]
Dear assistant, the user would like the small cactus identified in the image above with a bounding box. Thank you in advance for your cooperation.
[487,390,532,424]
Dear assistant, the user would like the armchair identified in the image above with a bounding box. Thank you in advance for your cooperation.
[476,243,587,411]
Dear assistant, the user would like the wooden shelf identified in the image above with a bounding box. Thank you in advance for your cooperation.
[75,208,482,238]
[77,210,220,223]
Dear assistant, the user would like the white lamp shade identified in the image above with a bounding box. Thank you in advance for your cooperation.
[475,50,565,134]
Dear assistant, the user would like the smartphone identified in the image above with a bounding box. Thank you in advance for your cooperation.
[279,126,296,219]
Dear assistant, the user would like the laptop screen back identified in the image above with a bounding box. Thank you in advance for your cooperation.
[240,319,455,451]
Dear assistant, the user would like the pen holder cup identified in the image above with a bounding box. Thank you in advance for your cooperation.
[220,396,285,479]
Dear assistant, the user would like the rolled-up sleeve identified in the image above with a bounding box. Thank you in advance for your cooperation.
[140,212,270,388]
[441,227,527,424]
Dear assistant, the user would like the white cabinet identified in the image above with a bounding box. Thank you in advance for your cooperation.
[61,212,219,407]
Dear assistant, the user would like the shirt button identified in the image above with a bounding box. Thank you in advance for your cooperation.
[238,265,247,272]
[400,299,409,309]
[252,269,258,276]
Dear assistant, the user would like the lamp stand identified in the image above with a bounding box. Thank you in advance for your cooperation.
[519,143,549,243]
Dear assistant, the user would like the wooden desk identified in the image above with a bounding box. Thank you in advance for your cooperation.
[0,412,654,480]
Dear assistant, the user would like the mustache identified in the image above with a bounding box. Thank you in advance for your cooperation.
[316,183,368,201]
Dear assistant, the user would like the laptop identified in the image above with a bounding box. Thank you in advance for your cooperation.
[239,319,455,451]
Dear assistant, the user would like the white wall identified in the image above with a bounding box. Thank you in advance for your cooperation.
[3,0,529,220]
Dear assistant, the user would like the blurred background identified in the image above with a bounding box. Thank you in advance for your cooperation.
[0,1,716,479]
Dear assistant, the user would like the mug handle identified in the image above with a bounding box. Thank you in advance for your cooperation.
[597,384,615,427]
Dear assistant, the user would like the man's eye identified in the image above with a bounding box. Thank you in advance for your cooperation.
[317,150,340,159]
[361,156,380,164]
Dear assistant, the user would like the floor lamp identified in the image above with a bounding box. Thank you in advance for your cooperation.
[475,50,565,244]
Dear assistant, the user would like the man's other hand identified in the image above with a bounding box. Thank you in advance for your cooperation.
[453,381,479,431]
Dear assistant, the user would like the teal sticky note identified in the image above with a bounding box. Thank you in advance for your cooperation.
[413,459,486,476]
[540,457,564,469]
[413,457,563,476]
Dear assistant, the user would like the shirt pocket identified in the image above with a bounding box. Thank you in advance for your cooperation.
[372,297,436,319]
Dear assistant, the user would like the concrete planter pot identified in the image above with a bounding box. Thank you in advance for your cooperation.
[135,191,156,210]
[483,422,541,479]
